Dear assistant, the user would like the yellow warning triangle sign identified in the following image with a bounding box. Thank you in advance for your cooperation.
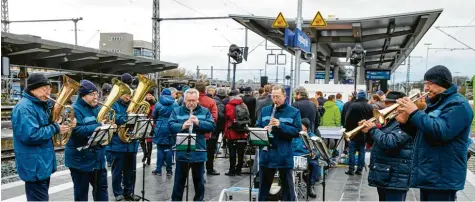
[310,11,327,27]
[271,12,289,28]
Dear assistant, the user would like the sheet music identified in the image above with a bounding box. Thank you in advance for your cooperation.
[77,124,115,151]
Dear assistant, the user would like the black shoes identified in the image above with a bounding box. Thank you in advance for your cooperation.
[345,170,354,175]
[308,186,316,198]
[125,194,140,201]
[225,171,236,176]
[207,169,220,175]
[355,170,362,175]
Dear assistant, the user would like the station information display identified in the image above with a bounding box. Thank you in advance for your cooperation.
[315,71,333,79]
[365,70,390,80]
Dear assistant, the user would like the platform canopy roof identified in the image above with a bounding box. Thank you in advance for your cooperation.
[1,32,178,76]
[230,9,442,72]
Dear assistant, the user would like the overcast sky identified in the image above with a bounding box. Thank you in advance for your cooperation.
[6,0,475,84]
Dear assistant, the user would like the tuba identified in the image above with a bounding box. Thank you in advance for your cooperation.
[118,74,157,143]
[51,75,80,147]
[97,78,131,145]
[343,92,429,141]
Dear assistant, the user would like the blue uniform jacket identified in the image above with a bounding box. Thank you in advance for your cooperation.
[108,100,139,153]
[256,103,302,169]
[65,96,105,172]
[12,92,59,182]
[153,95,179,145]
[168,104,216,163]
[406,85,473,190]
[367,119,413,190]
[292,132,316,156]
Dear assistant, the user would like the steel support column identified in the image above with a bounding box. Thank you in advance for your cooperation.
[334,66,339,84]
[324,56,331,84]
[310,43,317,84]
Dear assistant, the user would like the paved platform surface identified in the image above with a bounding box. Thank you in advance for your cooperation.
[2,149,475,201]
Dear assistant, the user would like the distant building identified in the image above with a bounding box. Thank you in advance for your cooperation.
[99,33,153,59]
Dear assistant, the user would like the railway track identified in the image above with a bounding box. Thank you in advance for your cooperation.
[1,147,65,161]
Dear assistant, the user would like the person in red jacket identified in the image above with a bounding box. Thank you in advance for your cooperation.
[140,90,156,165]
[195,82,219,175]
[224,96,247,176]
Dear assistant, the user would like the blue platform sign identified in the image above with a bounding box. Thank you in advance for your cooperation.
[284,28,295,47]
[315,71,333,79]
[366,70,391,80]
[294,28,311,53]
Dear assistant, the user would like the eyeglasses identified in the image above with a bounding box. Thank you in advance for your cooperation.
[88,92,99,97]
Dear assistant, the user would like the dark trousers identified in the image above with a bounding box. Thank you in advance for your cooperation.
[171,162,205,201]
[70,168,108,201]
[377,187,407,201]
[25,178,50,201]
[206,138,218,171]
[155,145,173,173]
[106,150,112,165]
[348,140,366,172]
[140,141,153,165]
[420,189,457,201]
[111,151,137,197]
[308,159,320,185]
[258,166,296,201]
[227,139,246,173]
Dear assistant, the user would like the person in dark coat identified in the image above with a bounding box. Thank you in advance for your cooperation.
[152,88,179,176]
[66,80,109,201]
[256,91,273,121]
[344,90,374,175]
[396,65,474,201]
[292,86,318,133]
[315,91,327,106]
[169,88,216,201]
[360,91,413,201]
[206,87,225,175]
[341,93,355,128]
[140,89,156,166]
[11,73,71,201]
[109,85,140,201]
[241,87,257,127]
[256,85,302,201]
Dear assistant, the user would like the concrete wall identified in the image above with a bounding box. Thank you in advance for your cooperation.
[99,33,134,56]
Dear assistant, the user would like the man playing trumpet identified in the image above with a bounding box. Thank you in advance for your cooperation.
[359,91,413,201]
[396,65,473,201]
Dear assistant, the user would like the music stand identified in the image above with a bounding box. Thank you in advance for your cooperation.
[299,132,317,201]
[311,136,332,201]
[77,123,116,201]
[246,127,270,202]
[173,132,207,201]
[127,114,153,202]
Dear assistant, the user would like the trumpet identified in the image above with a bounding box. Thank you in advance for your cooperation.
[344,92,429,142]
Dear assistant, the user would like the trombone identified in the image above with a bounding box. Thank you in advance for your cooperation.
[343,92,429,142]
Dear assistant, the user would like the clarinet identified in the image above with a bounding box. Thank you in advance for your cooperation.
[268,104,277,133]
[189,108,194,134]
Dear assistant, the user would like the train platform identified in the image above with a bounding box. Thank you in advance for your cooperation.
[2,149,475,201]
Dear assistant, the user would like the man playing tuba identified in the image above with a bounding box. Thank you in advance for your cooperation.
[65,80,111,201]
[11,73,73,201]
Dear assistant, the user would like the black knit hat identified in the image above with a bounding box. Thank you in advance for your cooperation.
[385,91,406,102]
[301,118,311,130]
[78,80,98,97]
[424,65,452,89]
[121,73,133,85]
[26,73,51,92]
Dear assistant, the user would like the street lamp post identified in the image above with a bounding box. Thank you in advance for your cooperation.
[424,43,432,71]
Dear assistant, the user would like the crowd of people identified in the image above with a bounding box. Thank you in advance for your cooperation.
[10,65,474,201]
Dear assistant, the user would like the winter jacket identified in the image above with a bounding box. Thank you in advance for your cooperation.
[344,99,373,144]
[108,99,139,153]
[336,100,344,112]
[256,95,273,122]
[146,99,156,143]
[256,103,302,168]
[405,85,473,190]
[321,101,341,127]
[242,95,257,127]
[292,98,318,133]
[212,96,225,139]
[341,100,354,127]
[152,95,179,145]
[317,97,327,106]
[12,91,59,182]
[367,119,413,190]
[65,96,105,172]
[198,92,218,139]
[168,104,216,163]
[224,98,248,140]
[292,132,316,156]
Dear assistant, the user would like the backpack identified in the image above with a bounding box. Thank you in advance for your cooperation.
[230,103,251,132]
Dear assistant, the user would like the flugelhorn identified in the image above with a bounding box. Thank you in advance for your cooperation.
[343,92,429,142]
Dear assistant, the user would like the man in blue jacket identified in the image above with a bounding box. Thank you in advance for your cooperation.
[12,73,71,201]
[66,80,110,201]
[396,65,474,201]
[256,85,302,201]
[360,91,413,201]
[292,118,320,198]
[169,88,216,201]
[152,88,179,176]
[109,84,141,201]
